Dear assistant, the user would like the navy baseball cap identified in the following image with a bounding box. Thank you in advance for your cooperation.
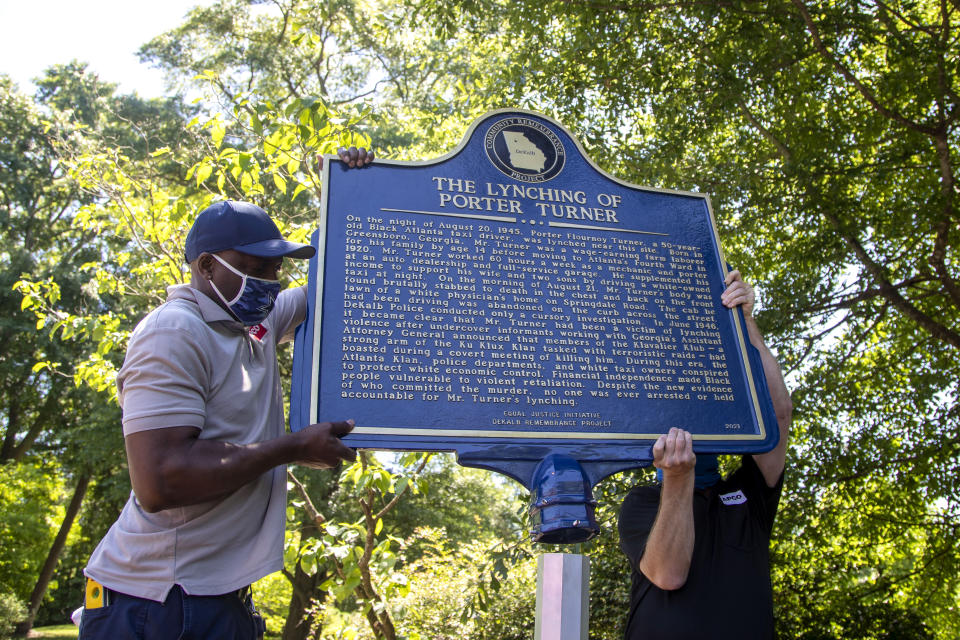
[184,201,316,263]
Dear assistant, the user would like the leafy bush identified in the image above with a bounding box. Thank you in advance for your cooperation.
[0,591,27,639]
[315,526,536,640]
[0,460,64,600]
[252,572,292,639]
[391,528,535,640]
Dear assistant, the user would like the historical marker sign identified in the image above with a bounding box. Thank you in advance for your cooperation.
[291,109,779,493]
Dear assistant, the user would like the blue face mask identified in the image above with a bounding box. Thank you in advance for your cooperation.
[656,455,721,489]
[209,254,281,326]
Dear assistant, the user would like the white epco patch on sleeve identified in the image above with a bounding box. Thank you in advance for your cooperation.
[720,490,747,506]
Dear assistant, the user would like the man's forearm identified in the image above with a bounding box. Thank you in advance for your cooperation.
[639,476,695,590]
[744,316,792,425]
[127,428,306,512]
[744,315,793,484]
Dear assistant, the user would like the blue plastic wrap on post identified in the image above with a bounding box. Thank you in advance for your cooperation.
[529,454,600,544]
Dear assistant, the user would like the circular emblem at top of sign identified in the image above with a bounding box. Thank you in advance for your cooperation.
[484,116,566,183]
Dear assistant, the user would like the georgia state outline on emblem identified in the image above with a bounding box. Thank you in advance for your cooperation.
[484,116,566,183]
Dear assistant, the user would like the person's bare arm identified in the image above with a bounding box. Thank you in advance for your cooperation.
[638,428,697,590]
[721,270,793,487]
[125,420,356,512]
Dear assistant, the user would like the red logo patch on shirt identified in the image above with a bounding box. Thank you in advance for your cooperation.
[248,324,269,341]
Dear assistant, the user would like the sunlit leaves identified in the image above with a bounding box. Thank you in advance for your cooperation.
[187,91,371,207]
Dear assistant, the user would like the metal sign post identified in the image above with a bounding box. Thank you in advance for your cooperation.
[535,553,589,640]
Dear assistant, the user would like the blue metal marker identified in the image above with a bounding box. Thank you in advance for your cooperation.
[290,109,778,543]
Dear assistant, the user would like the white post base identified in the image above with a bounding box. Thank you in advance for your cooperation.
[534,552,589,640]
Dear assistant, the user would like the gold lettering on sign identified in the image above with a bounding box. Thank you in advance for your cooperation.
[337,215,735,419]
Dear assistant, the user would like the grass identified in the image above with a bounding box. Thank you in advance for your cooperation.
[26,625,78,639]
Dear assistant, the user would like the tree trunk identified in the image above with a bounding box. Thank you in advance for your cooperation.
[281,563,327,640]
[14,473,90,637]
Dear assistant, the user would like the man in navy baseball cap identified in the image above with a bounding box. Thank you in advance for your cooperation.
[182,200,319,326]
[80,146,373,640]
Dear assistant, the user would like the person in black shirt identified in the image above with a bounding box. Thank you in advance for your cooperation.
[618,270,793,640]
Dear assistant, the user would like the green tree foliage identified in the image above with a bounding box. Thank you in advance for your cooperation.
[282,453,524,639]
[138,0,517,156]
[15,0,960,636]
[0,591,27,640]
[584,470,641,640]
[0,72,100,465]
[388,528,536,640]
[383,454,519,554]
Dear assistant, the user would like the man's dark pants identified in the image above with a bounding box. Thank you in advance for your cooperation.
[78,585,264,640]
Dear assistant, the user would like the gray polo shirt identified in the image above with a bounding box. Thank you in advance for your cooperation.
[85,284,306,602]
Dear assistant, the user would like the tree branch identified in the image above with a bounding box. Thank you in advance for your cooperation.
[803,275,936,314]
[374,453,431,521]
[818,205,960,348]
[287,468,325,526]
[353,452,401,640]
[735,96,793,164]
[790,0,937,135]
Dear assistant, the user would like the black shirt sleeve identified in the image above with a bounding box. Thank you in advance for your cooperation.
[733,455,784,534]
[618,485,662,571]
